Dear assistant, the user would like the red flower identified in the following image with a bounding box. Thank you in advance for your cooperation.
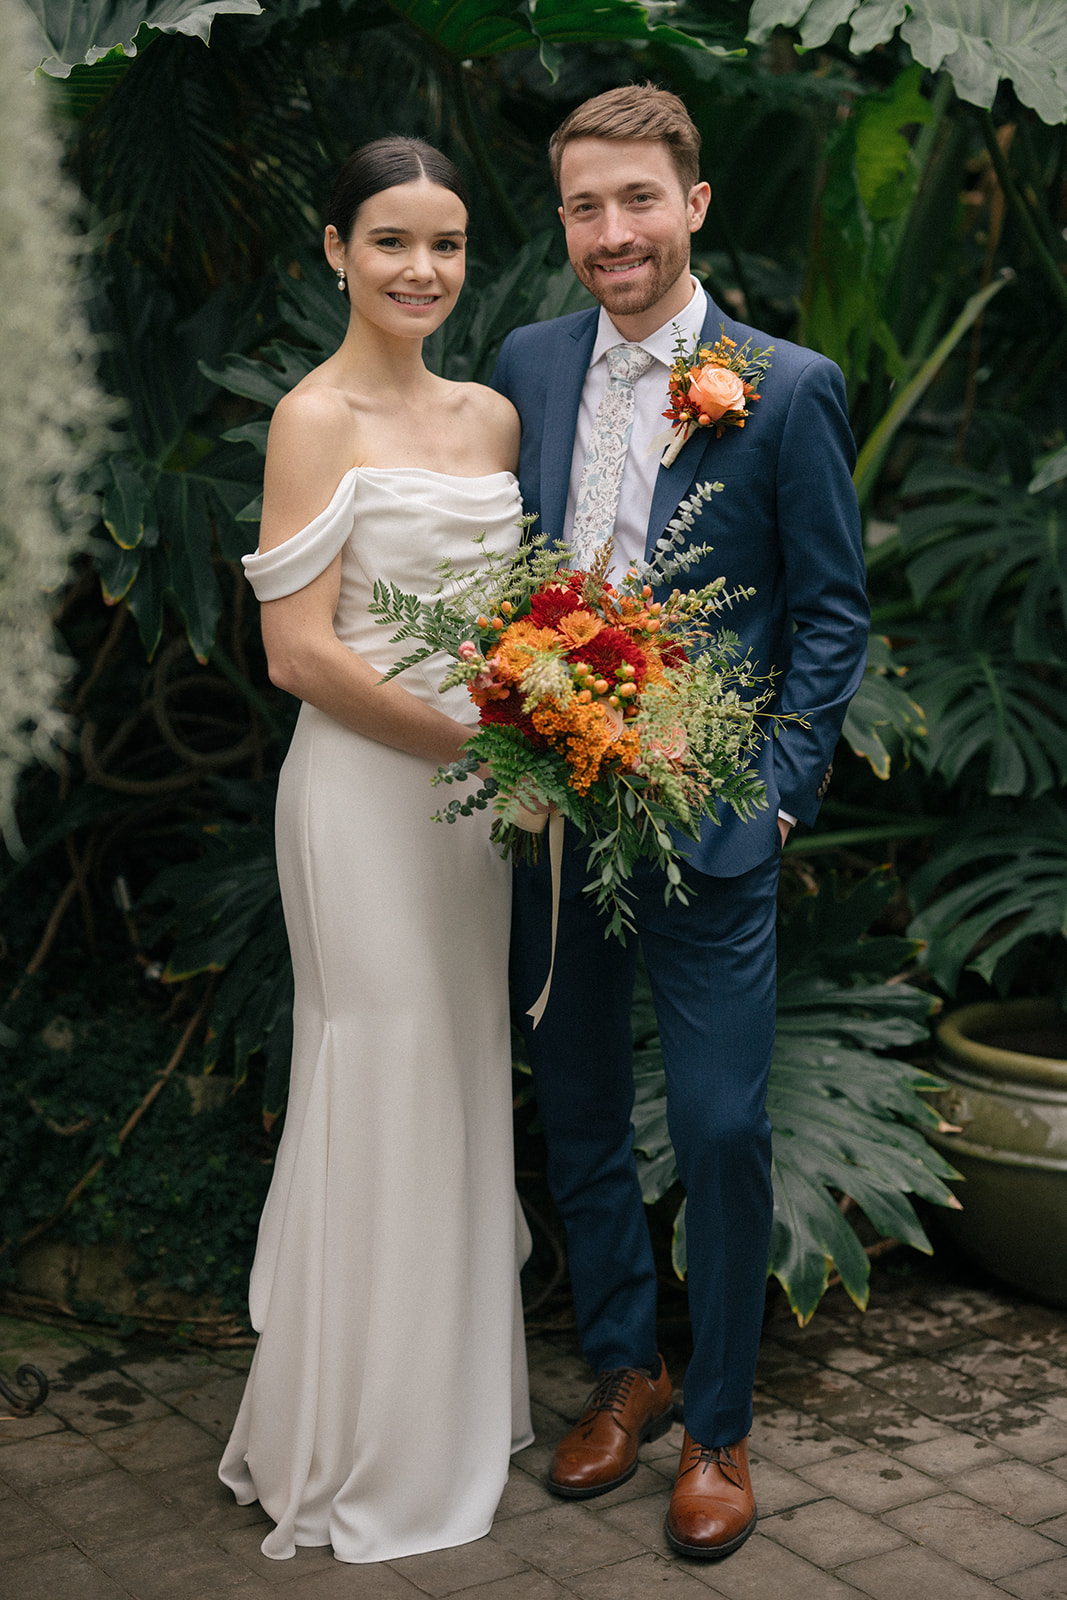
[574,626,649,685]
[530,584,586,629]
[477,695,545,747]
[657,639,690,670]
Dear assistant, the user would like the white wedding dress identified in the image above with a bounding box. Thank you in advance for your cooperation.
[219,467,533,1563]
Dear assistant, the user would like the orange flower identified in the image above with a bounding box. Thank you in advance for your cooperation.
[557,610,603,650]
[491,620,559,684]
[687,364,745,421]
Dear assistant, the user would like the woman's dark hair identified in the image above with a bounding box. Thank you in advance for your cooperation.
[327,137,471,247]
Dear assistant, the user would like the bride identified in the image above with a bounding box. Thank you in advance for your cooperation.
[218,137,533,1563]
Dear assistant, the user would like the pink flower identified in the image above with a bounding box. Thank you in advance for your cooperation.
[687,365,745,422]
[649,724,688,763]
[458,640,477,661]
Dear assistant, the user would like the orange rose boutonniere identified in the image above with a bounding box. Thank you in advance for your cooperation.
[661,325,774,467]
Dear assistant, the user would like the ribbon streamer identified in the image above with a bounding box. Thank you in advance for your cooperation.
[527,808,566,1029]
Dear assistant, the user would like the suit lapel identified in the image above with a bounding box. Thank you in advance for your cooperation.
[645,297,732,559]
[540,310,598,542]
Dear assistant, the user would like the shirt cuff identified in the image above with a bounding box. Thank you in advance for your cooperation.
[777,809,797,827]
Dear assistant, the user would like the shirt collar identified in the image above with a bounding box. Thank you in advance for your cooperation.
[589,277,708,370]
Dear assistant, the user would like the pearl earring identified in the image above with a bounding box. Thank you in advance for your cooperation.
[336,266,347,293]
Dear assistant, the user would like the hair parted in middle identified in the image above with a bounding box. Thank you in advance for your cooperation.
[548,84,701,197]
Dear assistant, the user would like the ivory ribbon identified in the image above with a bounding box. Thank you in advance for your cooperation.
[644,422,693,467]
[527,808,566,1029]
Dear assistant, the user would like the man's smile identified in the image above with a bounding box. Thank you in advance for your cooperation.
[593,257,651,277]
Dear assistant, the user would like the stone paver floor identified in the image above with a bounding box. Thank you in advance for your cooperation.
[5,1246,1067,1599]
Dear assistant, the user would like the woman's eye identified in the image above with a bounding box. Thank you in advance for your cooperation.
[377,237,402,249]
[434,240,462,253]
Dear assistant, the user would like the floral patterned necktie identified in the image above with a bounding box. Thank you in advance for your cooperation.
[570,343,655,569]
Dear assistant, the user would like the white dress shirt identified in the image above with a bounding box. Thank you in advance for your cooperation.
[563,278,796,832]
[564,278,708,582]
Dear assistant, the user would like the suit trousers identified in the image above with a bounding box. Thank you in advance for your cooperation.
[511,824,778,1449]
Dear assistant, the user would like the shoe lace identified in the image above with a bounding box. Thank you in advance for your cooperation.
[584,1367,639,1419]
[680,1442,745,1490]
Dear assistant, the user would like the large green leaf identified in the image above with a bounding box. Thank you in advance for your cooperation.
[384,0,721,72]
[907,799,1067,994]
[801,64,931,384]
[24,0,262,75]
[94,272,264,658]
[631,871,956,1323]
[901,632,1067,798]
[747,0,1067,124]
[898,462,1067,667]
[842,633,927,780]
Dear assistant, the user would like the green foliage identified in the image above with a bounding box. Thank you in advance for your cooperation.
[902,632,1067,798]
[27,0,262,76]
[142,785,294,1115]
[842,635,927,781]
[632,871,957,1323]
[801,65,931,383]
[898,462,1067,668]
[0,979,271,1315]
[907,799,1067,996]
[747,0,1067,124]
[93,270,264,659]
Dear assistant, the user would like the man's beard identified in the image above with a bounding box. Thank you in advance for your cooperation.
[573,236,690,318]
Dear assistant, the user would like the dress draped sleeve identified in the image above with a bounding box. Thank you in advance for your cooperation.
[242,468,358,602]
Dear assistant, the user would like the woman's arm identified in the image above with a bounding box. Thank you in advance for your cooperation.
[256,389,479,767]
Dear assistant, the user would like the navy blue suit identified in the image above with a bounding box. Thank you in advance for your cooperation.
[493,294,868,1446]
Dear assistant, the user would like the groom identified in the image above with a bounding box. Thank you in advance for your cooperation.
[492,85,868,1558]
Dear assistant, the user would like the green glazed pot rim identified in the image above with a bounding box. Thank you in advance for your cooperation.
[937,998,1067,1089]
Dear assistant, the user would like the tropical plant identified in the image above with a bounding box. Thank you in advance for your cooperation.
[907,799,1067,1001]
[4,0,1067,1329]
[632,870,959,1323]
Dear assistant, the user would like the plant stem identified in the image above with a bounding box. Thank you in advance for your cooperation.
[853,273,1014,510]
[785,818,944,854]
[978,110,1067,321]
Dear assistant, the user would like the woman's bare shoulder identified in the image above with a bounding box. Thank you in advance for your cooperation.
[454,382,519,466]
[260,381,361,551]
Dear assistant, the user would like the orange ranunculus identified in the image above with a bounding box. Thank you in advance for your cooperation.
[687,364,745,421]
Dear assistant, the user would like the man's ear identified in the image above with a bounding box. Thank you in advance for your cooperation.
[687,182,711,235]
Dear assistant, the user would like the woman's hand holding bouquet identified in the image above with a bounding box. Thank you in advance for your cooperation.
[371,482,772,939]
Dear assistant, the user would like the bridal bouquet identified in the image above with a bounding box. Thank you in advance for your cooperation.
[371,483,771,939]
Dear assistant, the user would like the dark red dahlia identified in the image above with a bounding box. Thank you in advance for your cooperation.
[574,626,648,685]
[477,696,545,747]
[530,584,586,629]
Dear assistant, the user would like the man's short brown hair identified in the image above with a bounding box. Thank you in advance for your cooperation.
[549,84,701,196]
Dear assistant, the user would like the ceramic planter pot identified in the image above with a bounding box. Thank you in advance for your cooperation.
[926,998,1067,1305]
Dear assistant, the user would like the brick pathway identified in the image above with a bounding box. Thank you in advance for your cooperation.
[5,1252,1067,1598]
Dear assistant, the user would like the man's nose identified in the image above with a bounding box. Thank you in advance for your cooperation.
[597,205,637,251]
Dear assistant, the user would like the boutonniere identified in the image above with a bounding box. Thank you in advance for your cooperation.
[659,326,774,468]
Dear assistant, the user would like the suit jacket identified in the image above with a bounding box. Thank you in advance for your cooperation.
[491,293,870,877]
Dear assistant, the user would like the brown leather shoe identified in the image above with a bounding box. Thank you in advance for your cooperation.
[665,1430,756,1559]
[547,1358,673,1499]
